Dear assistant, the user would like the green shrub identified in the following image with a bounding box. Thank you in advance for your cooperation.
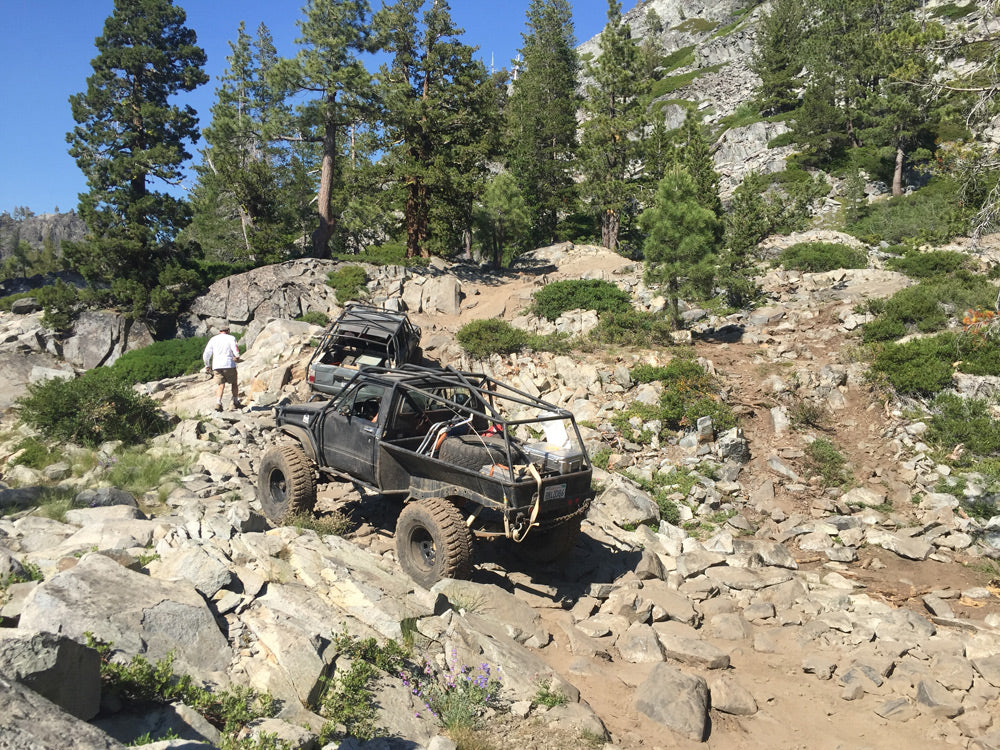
[659,44,695,73]
[804,438,851,487]
[456,319,528,358]
[104,447,188,498]
[588,309,675,348]
[110,337,209,385]
[0,291,35,312]
[775,242,868,273]
[932,2,978,19]
[532,279,632,321]
[849,178,971,245]
[10,437,55,469]
[333,243,430,268]
[927,392,1000,461]
[863,272,997,342]
[35,281,80,331]
[613,357,736,440]
[869,335,958,396]
[15,369,169,448]
[326,265,368,304]
[886,251,969,279]
[296,311,330,327]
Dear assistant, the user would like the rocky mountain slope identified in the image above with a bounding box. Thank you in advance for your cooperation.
[4,238,1000,749]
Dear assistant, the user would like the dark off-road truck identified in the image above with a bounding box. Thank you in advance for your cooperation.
[257,366,593,587]
[306,303,422,397]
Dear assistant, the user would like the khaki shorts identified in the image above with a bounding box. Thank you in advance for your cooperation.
[212,367,237,386]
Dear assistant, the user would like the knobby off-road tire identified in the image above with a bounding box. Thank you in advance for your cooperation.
[438,435,526,471]
[395,497,473,588]
[513,517,582,564]
[257,444,317,523]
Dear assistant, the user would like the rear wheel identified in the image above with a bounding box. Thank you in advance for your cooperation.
[395,497,473,587]
[257,444,317,522]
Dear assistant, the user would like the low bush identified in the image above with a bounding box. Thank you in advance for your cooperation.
[326,265,368,304]
[849,177,971,245]
[863,272,997,342]
[456,319,528,358]
[886,250,969,279]
[9,436,55,469]
[804,438,851,487]
[927,392,1000,462]
[296,311,330,327]
[532,279,632,322]
[613,357,736,441]
[333,244,430,268]
[587,308,675,348]
[15,369,169,448]
[775,242,868,273]
[869,331,1000,396]
[110,337,209,385]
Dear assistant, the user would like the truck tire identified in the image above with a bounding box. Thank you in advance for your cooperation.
[258,444,317,522]
[514,518,582,564]
[438,435,525,471]
[395,497,473,587]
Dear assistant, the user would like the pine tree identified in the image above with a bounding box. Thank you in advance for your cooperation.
[678,110,723,227]
[271,0,372,259]
[505,0,579,246]
[751,0,805,115]
[374,0,500,258]
[640,168,719,326]
[579,0,650,253]
[65,0,207,312]
[189,22,302,263]
[475,173,532,270]
[721,172,770,307]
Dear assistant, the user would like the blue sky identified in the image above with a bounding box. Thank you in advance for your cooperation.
[1,0,614,216]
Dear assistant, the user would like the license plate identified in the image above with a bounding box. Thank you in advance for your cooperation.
[544,483,566,500]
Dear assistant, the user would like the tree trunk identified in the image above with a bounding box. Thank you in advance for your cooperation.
[312,103,337,259]
[892,146,904,198]
[601,209,620,253]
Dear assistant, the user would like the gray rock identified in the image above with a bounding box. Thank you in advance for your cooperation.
[657,632,730,669]
[616,621,664,663]
[433,580,549,648]
[634,663,709,741]
[0,631,101,719]
[0,673,126,749]
[594,477,660,527]
[73,487,139,508]
[18,552,231,682]
[149,542,235,599]
[915,678,964,718]
[709,674,758,715]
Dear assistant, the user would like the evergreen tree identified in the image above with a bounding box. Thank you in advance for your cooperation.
[65,0,207,314]
[505,0,579,247]
[721,172,771,307]
[189,22,303,263]
[579,0,650,253]
[475,173,532,270]
[678,109,723,227]
[374,0,500,258]
[751,0,805,115]
[640,168,719,326]
[272,0,372,258]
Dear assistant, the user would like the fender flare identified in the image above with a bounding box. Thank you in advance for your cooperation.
[277,426,318,463]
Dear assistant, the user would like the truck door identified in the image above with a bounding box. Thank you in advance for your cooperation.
[322,382,386,485]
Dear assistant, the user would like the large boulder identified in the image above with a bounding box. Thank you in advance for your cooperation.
[18,552,232,683]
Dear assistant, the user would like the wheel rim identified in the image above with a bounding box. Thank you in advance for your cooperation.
[408,526,436,573]
[267,469,287,505]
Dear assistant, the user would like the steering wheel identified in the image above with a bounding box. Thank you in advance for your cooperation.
[355,398,380,420]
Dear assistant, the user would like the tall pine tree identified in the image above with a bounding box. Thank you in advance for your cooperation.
[579,0,649,252]
[189,22,304,263]
[272,0,372,258]
[66,0,207,314]
[505,0,579,246]
[751,0,805,115]
[374,0,499,258]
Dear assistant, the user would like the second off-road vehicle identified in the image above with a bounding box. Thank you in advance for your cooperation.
[307,303,422,397]
[258,365,593,587]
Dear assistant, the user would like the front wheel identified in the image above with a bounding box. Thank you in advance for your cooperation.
[257,444,317,523]
[395,497,473,588]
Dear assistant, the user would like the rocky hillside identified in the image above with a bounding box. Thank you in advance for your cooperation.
[4,237,1000,749]
[0,211,87,259]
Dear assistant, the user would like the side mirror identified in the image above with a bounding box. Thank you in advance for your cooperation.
[339,405,352,417]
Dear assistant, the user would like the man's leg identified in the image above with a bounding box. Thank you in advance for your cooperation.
[213,372,225,410]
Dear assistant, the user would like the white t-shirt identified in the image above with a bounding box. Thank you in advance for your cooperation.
[203,332,240,370]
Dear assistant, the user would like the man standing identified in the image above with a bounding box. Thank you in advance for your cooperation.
[203,324,242,411]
